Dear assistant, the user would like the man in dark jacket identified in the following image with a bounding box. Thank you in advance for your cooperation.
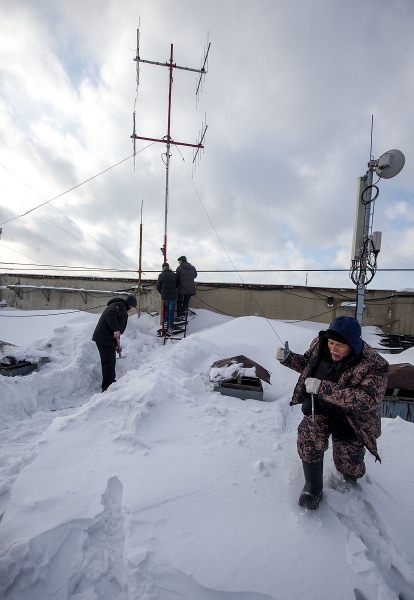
[276,316,389,511]
[156,263,177,334]
[176,255,197,320]
[92,295,137,392]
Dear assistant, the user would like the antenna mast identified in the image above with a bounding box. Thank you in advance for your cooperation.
[131,30,210,266]
[137,200,143,318]
[350,118,405,324]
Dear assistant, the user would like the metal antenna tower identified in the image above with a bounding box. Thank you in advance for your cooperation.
[131,29,210,266]
[349,118,405,324]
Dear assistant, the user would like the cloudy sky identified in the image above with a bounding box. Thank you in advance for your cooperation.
[1,0,414,290]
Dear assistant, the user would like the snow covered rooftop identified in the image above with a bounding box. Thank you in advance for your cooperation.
[0,309,413,600]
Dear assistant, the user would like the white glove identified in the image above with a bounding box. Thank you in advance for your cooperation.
[113,330,121,339]
[305,378,321,395]
[276,342,290,362]
[276,347,286,361]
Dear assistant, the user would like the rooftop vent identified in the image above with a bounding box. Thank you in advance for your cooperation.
[382,363,414,422]
[210,355,271,402]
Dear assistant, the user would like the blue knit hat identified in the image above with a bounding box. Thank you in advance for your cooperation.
[326,316,362,357]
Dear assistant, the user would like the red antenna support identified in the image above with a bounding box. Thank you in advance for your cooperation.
[131,30,210,265]
[131,29,210,336]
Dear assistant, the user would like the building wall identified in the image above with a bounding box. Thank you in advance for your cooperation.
[1,273,413,335]
[190,284,413,334]
[0,273,160,315]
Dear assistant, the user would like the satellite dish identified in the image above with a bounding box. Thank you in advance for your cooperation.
[375,149,405,179]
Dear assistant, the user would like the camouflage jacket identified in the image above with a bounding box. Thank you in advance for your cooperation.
[282,338,389,460]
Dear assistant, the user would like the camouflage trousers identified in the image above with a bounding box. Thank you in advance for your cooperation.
[297,414,366,478]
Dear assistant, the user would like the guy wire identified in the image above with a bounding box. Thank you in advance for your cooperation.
[174,143,285,344]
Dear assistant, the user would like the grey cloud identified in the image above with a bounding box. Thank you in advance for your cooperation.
[1,0,414,289]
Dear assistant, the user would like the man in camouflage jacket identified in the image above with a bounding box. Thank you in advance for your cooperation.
[277,316,389,510]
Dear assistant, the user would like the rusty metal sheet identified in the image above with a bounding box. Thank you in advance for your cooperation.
[387,363,414,391]
[0,340,15,350]
[210,355,271,385]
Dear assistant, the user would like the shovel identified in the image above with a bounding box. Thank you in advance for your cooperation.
[116,338,125,359]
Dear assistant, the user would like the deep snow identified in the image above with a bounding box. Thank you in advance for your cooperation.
[0,307,413,600]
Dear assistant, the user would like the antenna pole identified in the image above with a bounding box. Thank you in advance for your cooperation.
[355,166,373,324]
[351,121,405,325]
[163,43,174,265]
[352,117,377,325]
[137,201,143,318]
[369,115,374,159]
[132,31,209,337]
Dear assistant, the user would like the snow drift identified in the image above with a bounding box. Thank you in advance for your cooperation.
[0,308,413,600]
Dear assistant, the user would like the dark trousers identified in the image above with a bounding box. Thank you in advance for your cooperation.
[177,294,192,318]
[297,414,366,478]
[96,343,116,392]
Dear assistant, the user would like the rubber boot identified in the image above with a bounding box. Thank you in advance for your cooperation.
[343,474,358,484]
[298,460,323,511]
[341,473,359,490]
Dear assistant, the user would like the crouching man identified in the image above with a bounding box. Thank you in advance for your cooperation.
[92,295,137,392]
[276,316,389,510]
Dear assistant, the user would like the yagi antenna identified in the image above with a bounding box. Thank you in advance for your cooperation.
[130,28,210,334]
[135,26,140,103]
[132,25,141,171]
[196,33,210,106]
[192,33,210,173]
[192,113,208,175]
[132,111,136,170]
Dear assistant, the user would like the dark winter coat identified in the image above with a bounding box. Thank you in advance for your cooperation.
[176,260,197,295]
[156,269,177,301]
[282,336,389,461]
[92,298,129,347]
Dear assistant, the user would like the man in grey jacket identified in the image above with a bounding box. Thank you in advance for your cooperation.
[176,256,197,320]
